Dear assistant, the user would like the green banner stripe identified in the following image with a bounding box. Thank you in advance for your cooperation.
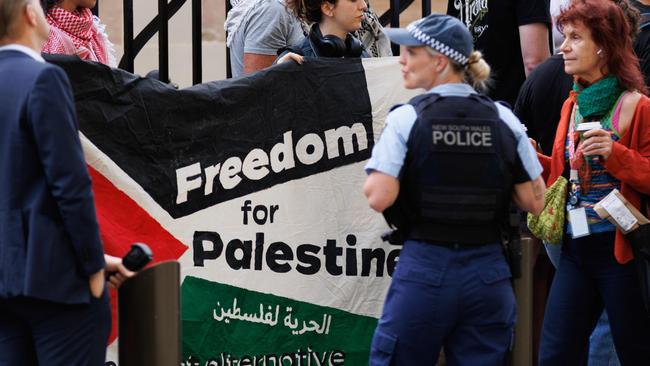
[182,276,378,365]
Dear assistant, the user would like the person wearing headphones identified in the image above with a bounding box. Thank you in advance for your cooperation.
[276,0,369,63]
[363,14,545,365]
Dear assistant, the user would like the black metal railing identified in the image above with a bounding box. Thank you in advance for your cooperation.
[98,0,431,84]
[381,0,425,55]
[225,0,232,79]
[158,0,169,83]
[116,0,203,85]
[192,0,202,84]
[379,0,432,26]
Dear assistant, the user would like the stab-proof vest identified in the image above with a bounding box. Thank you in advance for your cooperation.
[400,93,518,245]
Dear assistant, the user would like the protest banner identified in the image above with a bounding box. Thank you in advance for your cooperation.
[51,55,417,365]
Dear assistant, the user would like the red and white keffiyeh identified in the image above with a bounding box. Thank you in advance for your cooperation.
[42,6,113,66]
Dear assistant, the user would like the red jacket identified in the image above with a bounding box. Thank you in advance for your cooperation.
[538,91,650,264]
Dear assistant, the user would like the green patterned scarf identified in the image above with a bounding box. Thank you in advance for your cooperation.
[573,75,624,119]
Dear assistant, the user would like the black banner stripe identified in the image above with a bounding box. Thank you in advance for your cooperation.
[49,55,374,218]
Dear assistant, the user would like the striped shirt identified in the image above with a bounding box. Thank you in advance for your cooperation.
[565,101,623,234]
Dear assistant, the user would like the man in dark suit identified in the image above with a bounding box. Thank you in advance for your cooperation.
[0,0,131,364]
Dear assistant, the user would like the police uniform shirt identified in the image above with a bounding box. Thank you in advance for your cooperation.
[365,83,542,181]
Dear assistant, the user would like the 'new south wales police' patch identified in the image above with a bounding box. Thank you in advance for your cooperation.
[430,119,496,154]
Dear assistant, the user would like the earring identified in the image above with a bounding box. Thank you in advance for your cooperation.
[597,49,603,57]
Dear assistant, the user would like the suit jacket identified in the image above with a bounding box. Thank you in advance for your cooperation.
[0,49,105,304]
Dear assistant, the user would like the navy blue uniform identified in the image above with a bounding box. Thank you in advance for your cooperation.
[366,83,542,365]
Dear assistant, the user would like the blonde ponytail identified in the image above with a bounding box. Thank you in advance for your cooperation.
[432,48,492,93]
[464,51,491,92]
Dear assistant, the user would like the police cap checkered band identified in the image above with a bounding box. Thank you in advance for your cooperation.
[384,14,473,65]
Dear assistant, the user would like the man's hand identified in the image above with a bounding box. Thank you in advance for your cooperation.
[104,254,135,289]
[89,269,105,298]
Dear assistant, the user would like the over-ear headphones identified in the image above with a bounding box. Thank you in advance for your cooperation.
[308,24,363,58]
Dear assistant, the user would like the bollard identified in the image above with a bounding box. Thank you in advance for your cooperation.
[118,261,181,366]
[510,235,539,366]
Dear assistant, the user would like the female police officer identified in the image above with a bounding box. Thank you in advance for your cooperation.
[363,14,546,365]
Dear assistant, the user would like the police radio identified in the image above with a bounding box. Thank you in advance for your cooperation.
[381,188,413,246]
[380,228,405,246]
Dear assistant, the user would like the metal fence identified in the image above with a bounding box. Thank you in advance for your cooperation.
[96,0,431,85]
[116,0,203,85]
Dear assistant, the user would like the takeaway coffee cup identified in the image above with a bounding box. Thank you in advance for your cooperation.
[576,121,602,132]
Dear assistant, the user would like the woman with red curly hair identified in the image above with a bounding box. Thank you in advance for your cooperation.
[537,0,650,364]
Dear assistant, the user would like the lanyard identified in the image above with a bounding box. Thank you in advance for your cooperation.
[567,104,582,209]
[567,103,584,170]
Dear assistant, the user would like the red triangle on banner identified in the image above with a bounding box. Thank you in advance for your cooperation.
[88,166,188,344]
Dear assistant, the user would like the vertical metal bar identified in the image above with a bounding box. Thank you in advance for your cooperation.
[390,0,400,55]
[390,0,399,29]
[123,0,134,72]
[192,0,202,85]
[158,0,170,83]
[422,0,430,17]
[226,0,233,78]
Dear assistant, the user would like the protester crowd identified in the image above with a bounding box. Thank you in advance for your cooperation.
[1,0,650,364]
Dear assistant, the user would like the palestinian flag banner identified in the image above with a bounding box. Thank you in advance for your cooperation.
[50,55,418,365]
